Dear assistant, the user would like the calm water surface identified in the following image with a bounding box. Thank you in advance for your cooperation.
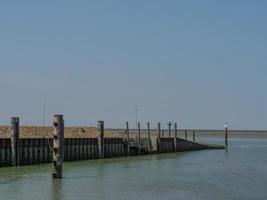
[0,139,267,200]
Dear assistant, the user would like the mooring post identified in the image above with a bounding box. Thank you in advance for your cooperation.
[52,115,64,179]
[147,122,151,152]
[185,130,187,140]
[126,122,130,156]
[193,130,196,142]
[225,123,228,149]
[174,123,177,152]
[98,121,104,159]
[157,122,161,153]
[11,117,20,166]
[168,122,172,138]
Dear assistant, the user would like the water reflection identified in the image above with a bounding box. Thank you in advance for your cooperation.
[51,178,62,200]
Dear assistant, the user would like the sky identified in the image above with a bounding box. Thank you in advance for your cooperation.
[0,1,267,129]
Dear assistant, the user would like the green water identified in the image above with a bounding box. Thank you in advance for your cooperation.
[0,139,267,200]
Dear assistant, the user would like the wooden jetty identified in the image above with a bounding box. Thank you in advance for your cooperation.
[0,119,225,168]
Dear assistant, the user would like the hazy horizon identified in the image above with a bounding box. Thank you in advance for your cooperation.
[1,1,267,129]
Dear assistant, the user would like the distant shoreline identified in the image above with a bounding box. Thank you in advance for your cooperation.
[0,125,267,138]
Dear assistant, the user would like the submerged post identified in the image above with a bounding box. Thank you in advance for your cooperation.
[98,121,104,159]
[185,130,187,140]
[157,122,161,153]
[225,123,228,149]
[147,122,151,152]
[126,122,130,156]
[174,123,177,152]
[138,122,141,155]
[168,122,172,138]
[11,117,20,166]
[52,115,64,179]
[193,130,196,142]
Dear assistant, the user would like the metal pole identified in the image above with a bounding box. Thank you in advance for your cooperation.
[134,108,138,129]
[225,123,228,149]
[11,117,20,166]
[138,122,141,155]
[126,122,130,156]
[157,122,161,153]
[42,100,46,131]
[174,123,177,152]
[168,122,172,138]
[147,122,151,152]
[52,114,64,179]
[98,121,104,159]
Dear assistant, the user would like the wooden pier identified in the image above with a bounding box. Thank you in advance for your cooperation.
[0,119,225,168]
[0,135,224,167]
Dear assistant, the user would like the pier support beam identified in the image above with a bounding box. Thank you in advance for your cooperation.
[52,115,64,179]
[174,123,177,152]
[157,122,161,153]
[193,130,196,142]
[138,122,141,155]
[147,122,151,152]
[11,117,20,166]
[185,130,187,140]
[126,122,130,156]
[98,121,104,159]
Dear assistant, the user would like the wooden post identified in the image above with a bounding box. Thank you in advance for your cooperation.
[157,122,161,153]
[98,121,104,159]
[225,123,228,149]
[11,117,20,166]
[52,115,64,179]
[185,130,187,140]
[174,123,177,152]
[126,122,130,156]
[193,130,196,142]
[147,122,151,152]
[138,122,141,155]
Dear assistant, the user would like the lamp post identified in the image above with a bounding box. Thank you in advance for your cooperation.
[225,122,228,149]
[168,121,172,138]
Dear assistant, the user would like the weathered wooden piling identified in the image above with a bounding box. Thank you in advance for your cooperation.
[52,115,64,179]
[174,123,177,152]
[98,121,104,159]
[157,122,161,153]
[138,122,141,155]
[225,123,228,149]
[126,122,130,156]
[185,130,188,140]
[193,130,196,142]
[147,122,151,152]
[11,117,20,166]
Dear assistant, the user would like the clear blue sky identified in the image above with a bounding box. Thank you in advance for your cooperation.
[0,1,267,129]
